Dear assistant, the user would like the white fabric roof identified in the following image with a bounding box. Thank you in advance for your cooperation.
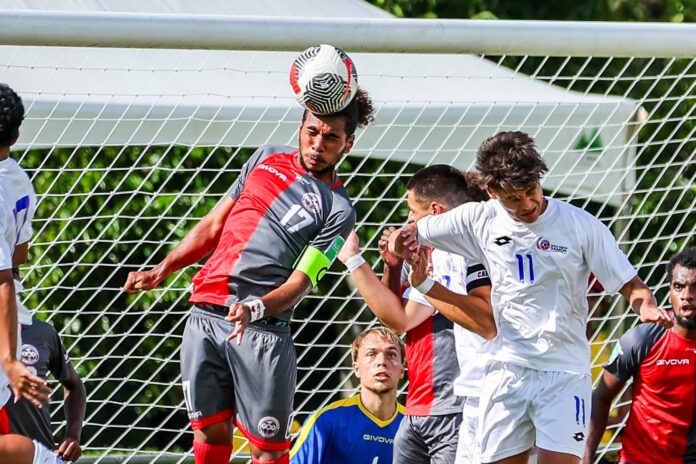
[0,0,639,205]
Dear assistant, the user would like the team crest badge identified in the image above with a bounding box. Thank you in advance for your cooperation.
[535,237,568,254]
[302,192,321,214]
[21,344,39,365]
[258,416,281,438]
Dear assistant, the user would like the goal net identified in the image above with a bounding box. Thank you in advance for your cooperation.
[1,13,693,464]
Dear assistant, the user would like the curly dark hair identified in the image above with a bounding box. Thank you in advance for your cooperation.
[407,165,489,208]
[667,247,696,281]
[302,86,374,136]
[476,131,548,192]
[0,83,24,147]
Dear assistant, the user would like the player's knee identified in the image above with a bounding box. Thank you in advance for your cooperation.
[250,448,289,463]
[193,418,234,444]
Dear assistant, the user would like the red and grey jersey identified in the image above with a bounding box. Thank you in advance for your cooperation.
[402,250,491,416]
[190,145,355,322]
[605,323,696,464]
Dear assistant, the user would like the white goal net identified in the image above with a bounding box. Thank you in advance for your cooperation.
[0,10,693,464]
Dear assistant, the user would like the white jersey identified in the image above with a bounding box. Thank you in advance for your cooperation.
[0,157,36,325]
[0,157,36,246]
[0,184,17,407]
[416,198,636,375]
[405,249,489,397]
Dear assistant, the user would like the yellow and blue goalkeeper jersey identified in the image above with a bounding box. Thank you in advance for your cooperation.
[290,394,404,464]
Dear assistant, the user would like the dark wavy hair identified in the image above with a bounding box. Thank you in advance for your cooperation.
[476,131,548,192]
[0,83,24,147]
[302,86,374,136]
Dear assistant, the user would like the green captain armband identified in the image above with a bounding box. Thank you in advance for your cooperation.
[295,237,345,287]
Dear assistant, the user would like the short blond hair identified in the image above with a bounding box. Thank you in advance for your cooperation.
[351,326,405,364]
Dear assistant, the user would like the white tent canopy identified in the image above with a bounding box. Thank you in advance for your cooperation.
[0,0,639,206]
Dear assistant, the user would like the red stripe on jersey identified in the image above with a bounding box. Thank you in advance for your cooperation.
[190,152,305,306]
[404,316,435,416]
[235,419,291,451]
[0,406,9,434]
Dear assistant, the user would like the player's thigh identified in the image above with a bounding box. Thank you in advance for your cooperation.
[392,416,430,464]
[455,396,480,464]
[420,413,461,464]
[225,324,296,451]
[478,361,535,464]
[181,310,235,426]
[531,371,590,460]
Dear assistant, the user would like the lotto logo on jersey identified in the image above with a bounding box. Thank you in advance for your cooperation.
[536,237,568,254]
[20,344,39,365]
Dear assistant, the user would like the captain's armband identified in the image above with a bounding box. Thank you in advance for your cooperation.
[295,237,345,287]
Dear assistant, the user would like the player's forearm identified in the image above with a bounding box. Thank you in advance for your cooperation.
[425,284,496,340]
[380,263,403,297]
[0,272,18,366]
[63,382,86,442]
[259,272,312,318]
[620,276,657,317]
[583,396,612,464]
[352,264,408,334]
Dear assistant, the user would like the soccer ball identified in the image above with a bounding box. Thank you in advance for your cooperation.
[290,44,358,115]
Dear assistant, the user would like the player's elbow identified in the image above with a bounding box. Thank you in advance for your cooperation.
[481,323,497,341]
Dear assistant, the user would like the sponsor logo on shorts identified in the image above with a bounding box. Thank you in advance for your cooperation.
[20,344,39,365]
[363,434,394,444]
[656,358,690,366]
[535,237,568,254]
[188,411,203,420]
[258,164,288,183]
[302,192,321,214]
[258,416,281,438]
[573,432,585,442]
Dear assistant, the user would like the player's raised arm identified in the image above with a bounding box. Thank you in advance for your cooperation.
[337,230,429,334]
[387,223,420,262]
[123,196,237,293]
[619,275,673,328]
[407,247,496,340]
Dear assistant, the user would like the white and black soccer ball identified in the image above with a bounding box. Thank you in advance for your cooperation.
[290,44,358,115]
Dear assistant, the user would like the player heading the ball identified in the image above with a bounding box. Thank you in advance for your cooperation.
[124,46,375,464]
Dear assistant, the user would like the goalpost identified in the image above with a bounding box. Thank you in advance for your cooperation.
[0,10,693,463]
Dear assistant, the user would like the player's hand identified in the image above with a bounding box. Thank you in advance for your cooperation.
[639,305,674,328]
[57,437,82,462]
[387,225,420,262]
[408,247,431,287]
[378,227,403,268]
[226,303,251,345]
[338,229,361,264]
[123,270,162,294]
[4,360,52,407]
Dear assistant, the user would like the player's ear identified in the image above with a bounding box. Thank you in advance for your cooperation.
[485,185,498,199]
[352,361,360,378]
[342,134,355,155]
[430,201,443,215]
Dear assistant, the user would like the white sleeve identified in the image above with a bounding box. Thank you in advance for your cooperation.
[415,203,481,262]
[584,216,637,294]
[0,204,14,271]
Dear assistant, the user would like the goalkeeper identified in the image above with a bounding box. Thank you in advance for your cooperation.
[124,89,374,464]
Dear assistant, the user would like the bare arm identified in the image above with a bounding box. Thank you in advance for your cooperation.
[619,276,672,328]
[57,365,86,462]
[12,241,28,268]
[583,370,626,464]
[337,230,430,334]
[377,227,404,295]
[408,247,496,340]
[226,270,312,343]
[0,269,50,406]
[124,196,237,293]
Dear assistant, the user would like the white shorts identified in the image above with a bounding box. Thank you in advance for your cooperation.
[455,395,480,464]
[478,361,591,463]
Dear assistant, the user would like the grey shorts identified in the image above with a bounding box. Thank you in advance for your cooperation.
[181,307,296,450]
[392,413,462,464]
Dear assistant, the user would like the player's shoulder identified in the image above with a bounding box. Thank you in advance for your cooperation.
[621,322,667,351]
[23,317,59,337]
[551,198,600,224]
